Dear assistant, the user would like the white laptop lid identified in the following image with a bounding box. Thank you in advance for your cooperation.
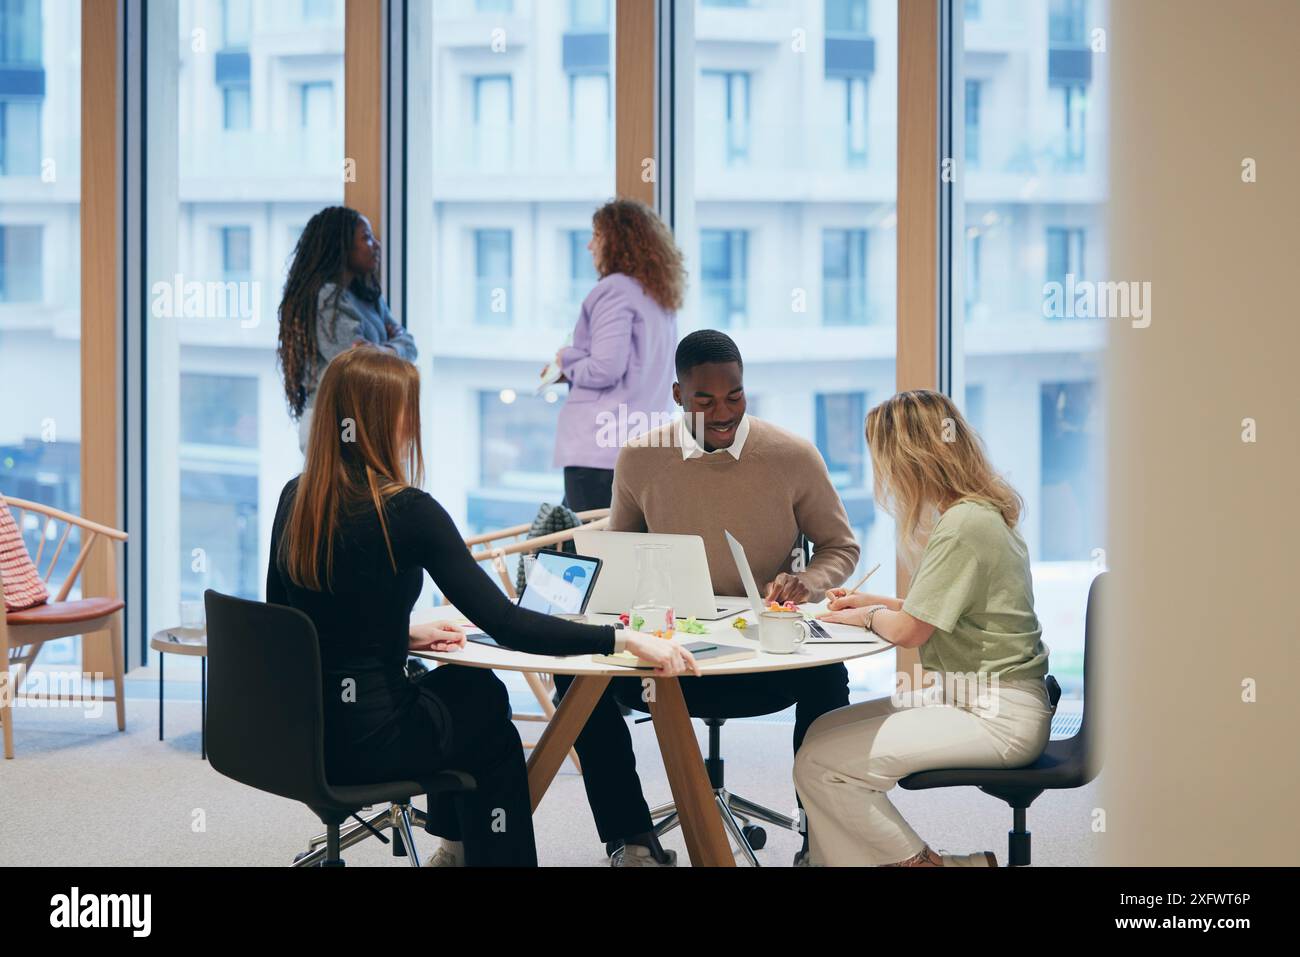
[725,530,770,623]
[573,529,742,619]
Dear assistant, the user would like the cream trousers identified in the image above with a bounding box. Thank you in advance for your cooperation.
[793,675,1053,866]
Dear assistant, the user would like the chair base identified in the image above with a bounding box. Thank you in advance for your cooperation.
[295,803,426,868]
[648,789,799,867]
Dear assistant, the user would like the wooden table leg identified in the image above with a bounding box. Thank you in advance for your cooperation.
[526,674,610,812]
[647,677,735,867]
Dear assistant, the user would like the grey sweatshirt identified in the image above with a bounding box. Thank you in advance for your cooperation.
[304,282,418,412]
[295,283,418,453]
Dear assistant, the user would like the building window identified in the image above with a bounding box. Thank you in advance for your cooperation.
[964,0,981,20]
[1040,380,1101,561]
[0,97,41,175]
[1059,84,1087,169]
[965,228,982,318]
[0,0,42,64]
[476,0,513,15]
[179,373,260,601]
[472,74,513,169]
[178,470,259,601]
[221,0,251,49]
[700,229,749,329]
[964,383,985,435]
[825,0,869,35]
[0,223,41,303]
[701,70,750,167]
[815,392,867,489]
[843,76,868,166]
[568,229,598,307]
[1049,0,1088,46]
[474,229,513,326]
[965,78,981,168]
[823,228,868,326]
[568,71,610,170]
[219,226,251,282]
[222,85,250,130]
[299,81,335,129]
[181,374,259,449]
[569,0,610,30]
[1045,226,1085,291]
[303,0,334,21]
[478,391,563,492]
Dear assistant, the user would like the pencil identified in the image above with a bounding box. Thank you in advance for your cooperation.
[847,563,882,594]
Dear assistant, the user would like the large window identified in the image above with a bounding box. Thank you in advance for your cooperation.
[685,0,899,699]
[958,0,1109,693]
[0,0,81,664]
[699,229,748,328]
[407,0,616,537]
[144,0,345,658]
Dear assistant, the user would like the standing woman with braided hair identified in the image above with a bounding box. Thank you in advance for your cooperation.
[277,206,417,451]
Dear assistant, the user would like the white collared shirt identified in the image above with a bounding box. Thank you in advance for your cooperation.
[677,413,750,461]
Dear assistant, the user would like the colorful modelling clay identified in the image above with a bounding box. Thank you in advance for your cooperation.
[680,617,708,635]
[732,617,749,630]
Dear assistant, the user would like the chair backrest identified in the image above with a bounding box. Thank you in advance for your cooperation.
[461,511,610,601]
[1,495,127,603]
[1077,571,1106,783]
[204,589,332,808]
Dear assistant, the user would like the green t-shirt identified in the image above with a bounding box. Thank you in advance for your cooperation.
[902,499,1049,680]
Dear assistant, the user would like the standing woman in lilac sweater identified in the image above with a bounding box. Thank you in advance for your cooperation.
[552,199,685,511]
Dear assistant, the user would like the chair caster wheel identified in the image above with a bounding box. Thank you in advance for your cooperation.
[742,825,767,850]
[605,839,623,859]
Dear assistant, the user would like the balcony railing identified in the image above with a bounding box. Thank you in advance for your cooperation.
[434,123,613,177]
[179,127,343,183]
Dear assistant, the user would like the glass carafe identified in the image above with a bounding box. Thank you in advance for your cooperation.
[630,544,675,635]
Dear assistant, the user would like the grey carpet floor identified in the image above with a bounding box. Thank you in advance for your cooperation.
[0,695,1100,867]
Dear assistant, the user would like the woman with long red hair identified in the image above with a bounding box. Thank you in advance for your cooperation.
[551,198,685,511]
[266,346,696,867]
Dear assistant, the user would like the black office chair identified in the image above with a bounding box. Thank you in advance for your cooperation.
[204,590,475,867]
[898,572,1105,866]
[613,684,797,866]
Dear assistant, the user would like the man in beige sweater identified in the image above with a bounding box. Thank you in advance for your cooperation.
[554,330,860,866]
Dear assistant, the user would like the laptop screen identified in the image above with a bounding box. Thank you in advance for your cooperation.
[517,551,600,616]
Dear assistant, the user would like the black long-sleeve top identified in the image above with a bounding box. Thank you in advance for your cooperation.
[266,477,616,776]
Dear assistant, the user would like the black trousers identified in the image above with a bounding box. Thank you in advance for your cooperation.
[562,466,615,513]
[393,666,537,866]
[553,663,850,844]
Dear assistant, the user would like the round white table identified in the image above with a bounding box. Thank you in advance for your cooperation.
[410,604,891,867]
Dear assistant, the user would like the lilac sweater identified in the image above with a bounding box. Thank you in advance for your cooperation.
[553,273,678,470]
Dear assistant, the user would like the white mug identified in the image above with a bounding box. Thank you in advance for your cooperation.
[759,610,809,654]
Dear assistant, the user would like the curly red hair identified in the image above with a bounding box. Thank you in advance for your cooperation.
[592,199,686,312]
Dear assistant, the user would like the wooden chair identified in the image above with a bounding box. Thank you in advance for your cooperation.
[449,509,610,774]
[0,496,128,759]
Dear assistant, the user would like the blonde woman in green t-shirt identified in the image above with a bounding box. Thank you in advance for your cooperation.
[793,390,1052,867]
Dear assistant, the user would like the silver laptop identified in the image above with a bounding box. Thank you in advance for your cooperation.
[726,530,880,644]
[573,529,749,620]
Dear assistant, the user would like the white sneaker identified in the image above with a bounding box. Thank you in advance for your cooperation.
[423,846,464,867]
[939,850,997,867]
[610,844,677,867]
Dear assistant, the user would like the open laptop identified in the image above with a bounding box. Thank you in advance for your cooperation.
[725,530,881,645]
[573,529,749,621]
[464,548,603,646]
